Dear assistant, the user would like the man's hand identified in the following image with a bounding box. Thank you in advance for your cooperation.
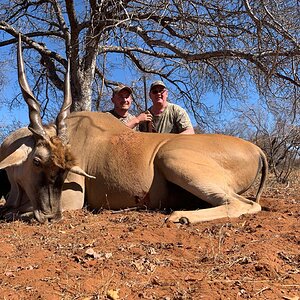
[136,111,153,123]
[125,111,153,129]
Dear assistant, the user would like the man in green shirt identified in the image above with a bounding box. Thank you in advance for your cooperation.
[139,80,195,134]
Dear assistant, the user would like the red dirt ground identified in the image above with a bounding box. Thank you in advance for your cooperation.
[0,173,299,300]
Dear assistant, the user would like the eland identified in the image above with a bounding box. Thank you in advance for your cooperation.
[0,35,268,224]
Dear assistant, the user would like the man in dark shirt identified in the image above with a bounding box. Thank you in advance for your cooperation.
[108,84,152,130]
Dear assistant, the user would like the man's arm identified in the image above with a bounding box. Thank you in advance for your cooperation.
[125,111,152,129]
[174,105,195,134]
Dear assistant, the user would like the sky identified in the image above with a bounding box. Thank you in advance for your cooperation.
[0,35,257,133]
[0,49,206,129]
[0,20,240,132]
[1,72,29,127]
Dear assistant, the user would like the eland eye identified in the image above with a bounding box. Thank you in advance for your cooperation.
[33,157,41,167]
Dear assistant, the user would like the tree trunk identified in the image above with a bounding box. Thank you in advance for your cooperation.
[71,56,97,112]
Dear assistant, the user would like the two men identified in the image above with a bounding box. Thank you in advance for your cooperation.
[108,81,194,134]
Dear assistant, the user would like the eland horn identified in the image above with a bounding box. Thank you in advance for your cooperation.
[56,58,71,144]
[17,33,48,140]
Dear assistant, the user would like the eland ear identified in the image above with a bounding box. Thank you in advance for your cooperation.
[0,144,31,169]
[68,166,96,179]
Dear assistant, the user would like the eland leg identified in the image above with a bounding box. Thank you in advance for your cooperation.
[156,155,261,224]
[61,173,85,211]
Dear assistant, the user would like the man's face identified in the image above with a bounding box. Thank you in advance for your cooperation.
[112,89,132,110]
[149,85,168,106]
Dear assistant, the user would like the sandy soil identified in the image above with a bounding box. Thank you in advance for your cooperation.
[0,174,299,300]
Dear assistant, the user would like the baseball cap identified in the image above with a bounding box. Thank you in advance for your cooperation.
[112,84,132,96]
[150,80,166,91]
